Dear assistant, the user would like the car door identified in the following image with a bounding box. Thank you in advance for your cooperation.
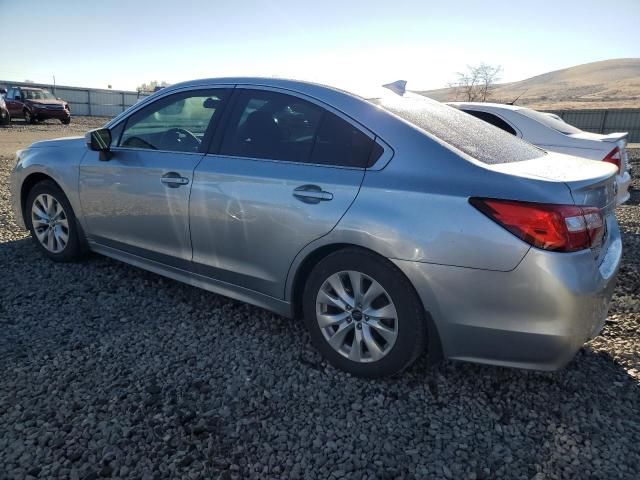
[189,87,379,298]
[5,88,21,116]
[79,88,230,266]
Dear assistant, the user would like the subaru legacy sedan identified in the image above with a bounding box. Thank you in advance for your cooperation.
[10,78,621,377]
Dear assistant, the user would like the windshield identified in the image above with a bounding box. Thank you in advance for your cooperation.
[517,108,582,135]
[23,89,56,100]
[369,95,545,164]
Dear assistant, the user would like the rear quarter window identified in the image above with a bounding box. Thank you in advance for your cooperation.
[462,109,517,136]
[370,96,544,164]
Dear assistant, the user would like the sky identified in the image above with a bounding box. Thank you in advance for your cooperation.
[1,0,639,93]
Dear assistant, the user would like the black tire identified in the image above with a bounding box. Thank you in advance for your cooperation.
[25,180,85,262]
[302,248,427,378]
[61,117,71,125]
[0,108,9,126]
[24,109,34,124]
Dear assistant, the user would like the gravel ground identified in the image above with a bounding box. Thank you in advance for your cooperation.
[0,121,639,479]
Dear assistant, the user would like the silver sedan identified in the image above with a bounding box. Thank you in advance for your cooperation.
[10,78,622,377]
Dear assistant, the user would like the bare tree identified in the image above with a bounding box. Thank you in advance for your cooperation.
[450,63,502,102]
[476,63,502,101]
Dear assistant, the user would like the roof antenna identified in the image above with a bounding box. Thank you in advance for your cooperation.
[382,80,407,96]
[507,88,528,105]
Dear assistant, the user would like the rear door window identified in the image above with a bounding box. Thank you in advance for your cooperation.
[219,89,376,168]
[311,111,374,167]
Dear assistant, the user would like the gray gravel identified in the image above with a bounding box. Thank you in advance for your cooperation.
[0,123,639,479]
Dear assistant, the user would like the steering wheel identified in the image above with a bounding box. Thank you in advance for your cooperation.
[160,127,201,152]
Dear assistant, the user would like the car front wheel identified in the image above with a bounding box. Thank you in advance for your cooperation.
[24,109,34,124]
[26,180,85,262]
[302,248,426,378]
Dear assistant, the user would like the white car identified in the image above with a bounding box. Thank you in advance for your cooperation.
[448,102,632,205]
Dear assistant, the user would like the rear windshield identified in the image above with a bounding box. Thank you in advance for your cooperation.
[516,108,582,135]
[369,96,545,164]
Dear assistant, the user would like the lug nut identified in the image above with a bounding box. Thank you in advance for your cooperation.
[356,323,362,330]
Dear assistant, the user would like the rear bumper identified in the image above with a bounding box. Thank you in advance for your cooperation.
[394,222,622,370]
[616,171,631,205]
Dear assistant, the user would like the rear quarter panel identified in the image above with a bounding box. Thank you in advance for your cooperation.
[285,131,576,301]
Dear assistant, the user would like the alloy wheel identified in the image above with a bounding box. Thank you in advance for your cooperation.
[315,270,398,363]
[31,193,69,253]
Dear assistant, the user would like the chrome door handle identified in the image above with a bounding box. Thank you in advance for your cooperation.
[293,185,334,204]
[161,172,189,188]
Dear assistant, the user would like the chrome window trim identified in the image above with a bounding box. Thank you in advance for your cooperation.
[109,146,206,156]
[203,152,366,171]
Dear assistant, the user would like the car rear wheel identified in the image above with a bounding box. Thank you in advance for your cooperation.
[23,109,34,124]
[302,248,426,378]
[61,117,71,125]
[26,180,85,262]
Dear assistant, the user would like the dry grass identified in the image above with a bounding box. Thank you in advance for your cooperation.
[418,58,640,110]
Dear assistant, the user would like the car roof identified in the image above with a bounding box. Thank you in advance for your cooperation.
[447,102,524,112]
[107,76,405,133]
[16,87,46,91]
[165,76,364,98]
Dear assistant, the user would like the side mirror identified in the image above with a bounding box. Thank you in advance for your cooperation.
[85,128,112,161]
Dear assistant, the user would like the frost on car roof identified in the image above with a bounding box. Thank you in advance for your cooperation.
[370,96,545,164]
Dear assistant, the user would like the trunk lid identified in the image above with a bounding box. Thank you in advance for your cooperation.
[489,152,618,212]
[568,131,630,173]
[567,131,627,144]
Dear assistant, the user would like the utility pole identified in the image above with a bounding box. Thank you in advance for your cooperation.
[52,75,56,95]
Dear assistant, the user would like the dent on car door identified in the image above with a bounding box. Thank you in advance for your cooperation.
[189,88,380,298]
[79,88,231,264]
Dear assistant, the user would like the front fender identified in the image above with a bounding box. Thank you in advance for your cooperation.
[11,143,88,231]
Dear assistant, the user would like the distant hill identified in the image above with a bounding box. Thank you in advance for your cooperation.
[416,58,640,109]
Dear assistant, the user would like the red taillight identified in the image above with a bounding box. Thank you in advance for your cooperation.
[603,147,621,173]
[470,198,604,252]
